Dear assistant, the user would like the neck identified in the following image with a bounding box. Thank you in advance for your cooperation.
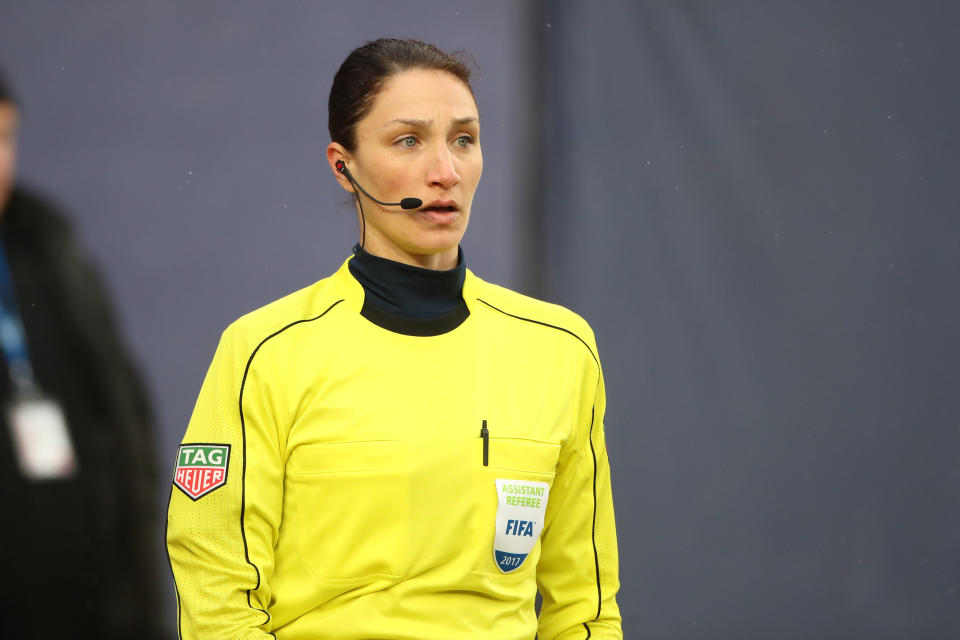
[358,236,460,270]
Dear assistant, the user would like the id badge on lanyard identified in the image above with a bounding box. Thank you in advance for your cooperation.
[8,392,77,479]
[0,241,77,480]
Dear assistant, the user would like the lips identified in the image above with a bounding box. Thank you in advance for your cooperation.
[418,201,460,225]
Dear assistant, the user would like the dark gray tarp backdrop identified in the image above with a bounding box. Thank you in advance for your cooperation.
[2,2,959,638]
[539,1,960,638]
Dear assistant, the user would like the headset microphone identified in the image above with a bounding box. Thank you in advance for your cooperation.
[335,160,422,210]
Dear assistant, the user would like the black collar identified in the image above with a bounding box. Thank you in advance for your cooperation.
[348,244,469,336]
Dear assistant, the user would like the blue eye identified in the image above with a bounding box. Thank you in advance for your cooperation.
[397,136,416,148]
[455,135,474,148]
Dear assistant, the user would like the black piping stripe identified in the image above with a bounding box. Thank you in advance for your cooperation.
[476,297,604,625]
[583,621,592,638]
[476,298,599,368]
[237,298,345,635]
[588,405,601,620]
[164,486,183,640]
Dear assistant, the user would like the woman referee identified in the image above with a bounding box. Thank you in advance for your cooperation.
[166,38,622,639]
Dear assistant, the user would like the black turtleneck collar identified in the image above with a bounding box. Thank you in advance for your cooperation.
[348,244,469,336]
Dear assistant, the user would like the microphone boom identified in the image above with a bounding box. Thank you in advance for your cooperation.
[336,160,422,210]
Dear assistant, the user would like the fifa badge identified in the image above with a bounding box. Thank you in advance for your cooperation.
[493,478,550,573]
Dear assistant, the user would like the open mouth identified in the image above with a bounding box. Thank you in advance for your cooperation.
[420,205,457,213]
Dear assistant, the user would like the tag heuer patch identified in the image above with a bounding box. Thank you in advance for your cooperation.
[173,444,230,500]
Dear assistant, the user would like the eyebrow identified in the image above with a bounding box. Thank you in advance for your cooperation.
[382,117,478,128]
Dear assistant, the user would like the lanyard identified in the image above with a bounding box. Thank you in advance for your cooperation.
[0,240,37,394]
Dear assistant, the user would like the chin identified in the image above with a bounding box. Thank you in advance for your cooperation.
[421,231,466,252]
[409,223,466,251]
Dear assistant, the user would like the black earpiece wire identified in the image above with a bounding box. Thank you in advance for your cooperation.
[338,160,366,250]
[353,182,367,250]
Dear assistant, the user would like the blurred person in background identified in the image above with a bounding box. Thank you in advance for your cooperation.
[0,68,166,638]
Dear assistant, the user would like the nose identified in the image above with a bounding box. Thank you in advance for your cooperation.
[426,145,460,190]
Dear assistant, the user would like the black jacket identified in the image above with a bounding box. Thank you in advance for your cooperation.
[0,186,164,638]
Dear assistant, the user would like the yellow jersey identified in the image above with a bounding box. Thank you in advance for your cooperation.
[166,256,621,639]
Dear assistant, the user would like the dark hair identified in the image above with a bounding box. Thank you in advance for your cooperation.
[0,68,17,106]
[328,38,475,151]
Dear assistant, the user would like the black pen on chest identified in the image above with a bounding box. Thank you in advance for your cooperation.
[480,419,489,466]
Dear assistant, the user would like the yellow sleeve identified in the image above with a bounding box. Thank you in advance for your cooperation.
[537,357,622,639]
[166,325,283,639]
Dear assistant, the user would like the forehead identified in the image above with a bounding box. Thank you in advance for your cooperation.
[364,68,478,125]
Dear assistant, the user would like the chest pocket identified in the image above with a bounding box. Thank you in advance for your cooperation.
[473,437,560,578]
[486,437,560,477]
[286,440,409,581]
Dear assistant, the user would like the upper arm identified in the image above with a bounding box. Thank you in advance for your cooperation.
[166,327,283,639]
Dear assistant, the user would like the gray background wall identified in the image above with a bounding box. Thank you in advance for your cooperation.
[540,2,960,638]
[2,1,958,638]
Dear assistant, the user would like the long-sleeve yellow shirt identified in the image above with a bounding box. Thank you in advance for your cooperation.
[166,256,621,639]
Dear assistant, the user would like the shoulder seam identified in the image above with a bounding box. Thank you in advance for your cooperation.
[236,298,345,633]
[475,297,599,369]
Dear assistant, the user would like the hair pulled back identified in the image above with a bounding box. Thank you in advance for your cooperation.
[329,38,474,152]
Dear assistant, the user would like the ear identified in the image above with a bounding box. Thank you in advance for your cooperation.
[326,142,354,194]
